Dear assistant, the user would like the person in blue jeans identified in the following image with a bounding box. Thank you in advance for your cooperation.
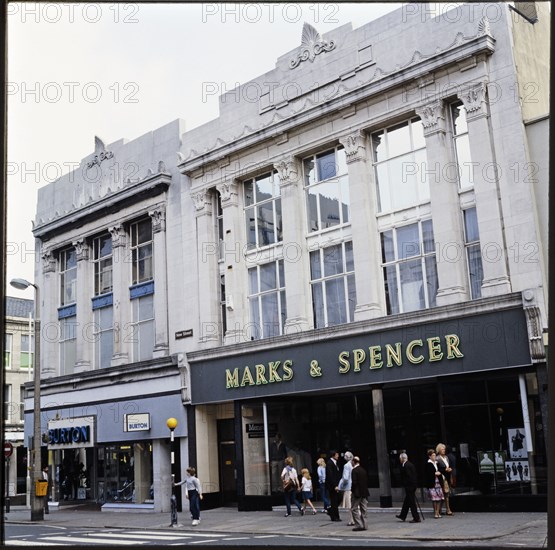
[175,467,203,525]
[316,458,330,512]
[281,457,303,516]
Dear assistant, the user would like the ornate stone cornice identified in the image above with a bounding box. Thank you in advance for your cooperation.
[109,224,127,248]
[149,208,166,234]
[73,239,89,261]
[415,100,447,136]
[290,23,336,69]
[274,157,300,186]
[339,130,368,163]
[41,248,56,273]
[192,189,213,215]
[216,182,239,205]
[458,82,488,121]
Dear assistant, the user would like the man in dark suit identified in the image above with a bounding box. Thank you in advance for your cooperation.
[325,450,342,521]
[350,456,369,531]
[396,452,421,523]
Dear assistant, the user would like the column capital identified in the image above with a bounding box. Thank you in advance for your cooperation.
[216,182,239,206]
[109,223,127,248]
[192,189,213,216]
[72,239,89,261]
[415,100,446,136]
[339,129,368,163]
[458,81,488,121]
[149,207,166,233]
[274,157,300,187]
[41,248,56,273]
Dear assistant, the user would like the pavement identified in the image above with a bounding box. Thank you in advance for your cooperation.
[4,501,548,547]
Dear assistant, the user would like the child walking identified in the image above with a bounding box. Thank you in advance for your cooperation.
[300,468,317,515]
[174,467,203,526]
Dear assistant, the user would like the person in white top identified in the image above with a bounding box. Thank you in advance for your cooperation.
[174,467,203,525]
[339,451,354,525]
[281,456,303,517]
[435,443,454,516]
[300,468,317,515]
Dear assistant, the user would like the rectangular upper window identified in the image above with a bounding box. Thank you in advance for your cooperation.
[4,333,12,369]
[463,207,483,299]
[130,219,153,284]
[303,146,349,232]
[244,171,282,249]
[380,220,438,314]
[372,118,428,213]
[59,247,77,306]
[93,234,113,296]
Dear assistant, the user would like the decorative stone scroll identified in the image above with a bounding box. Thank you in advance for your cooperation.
[73,239,89,261]
[149,208,166,233]
[458,82,488,120]
[109,224,127,248]
[86,136,114,169]
[339,130,368,163]
[290,23,336,69]
[192,189,212,214]
[274,157,300,185]
[415,100,446,135]
[41,248,56,273]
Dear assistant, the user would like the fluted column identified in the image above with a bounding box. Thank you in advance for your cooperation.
[216,183,248,345]
[339,130,385,320]
[458,82,511,296]
[193,189,221,346]
[150,207,169,357]
[415,100,468,305]
[73,239,91,373]
[109,224,130,366]
[40,247,57,377]
[274,157,311,332]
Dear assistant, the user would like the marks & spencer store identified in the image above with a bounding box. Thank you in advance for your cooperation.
[187,295,547,512]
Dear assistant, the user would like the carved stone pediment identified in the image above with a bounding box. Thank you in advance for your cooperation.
[290,23,336,69]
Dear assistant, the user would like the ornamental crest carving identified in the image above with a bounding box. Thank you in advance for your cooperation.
[149,208,166,233]
[192,190,210,212]
[86,136,114,169]
[216,182,238,203]
[290,23,336,69]
[41,249,56,273]
[459,82,487,115]
[109,224,127,248]
[73,239,89,261]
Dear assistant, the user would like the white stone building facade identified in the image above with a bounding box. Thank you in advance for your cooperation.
[29,3,548,512]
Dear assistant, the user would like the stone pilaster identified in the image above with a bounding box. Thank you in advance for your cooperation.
[338,130,385,320]
[274,156,311,333]
[73,239,91,373]
[193,188,221,346]
[109,224,130,366]
[149,207,169,357]
[458,82,511,296]
[415,99,468,305]
[40,246,57,377]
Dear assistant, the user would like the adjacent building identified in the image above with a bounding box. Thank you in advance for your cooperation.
[28,2,549,512]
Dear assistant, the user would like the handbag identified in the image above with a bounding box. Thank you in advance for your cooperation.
[282,477,295,492]
[442,476,450,494]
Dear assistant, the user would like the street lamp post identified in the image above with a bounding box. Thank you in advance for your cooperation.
[10,278,43,521]
[166,418,178,526]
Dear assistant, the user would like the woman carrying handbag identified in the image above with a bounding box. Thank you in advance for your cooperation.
[281,456,303,517]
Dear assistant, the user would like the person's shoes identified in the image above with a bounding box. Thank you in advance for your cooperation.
[347,522,355,526]
[446,511,454,516]
[192,519,199,526]
[409,519,421,523]
[284,513,291,517]
[300,509,304,516]
[331,518,342,522]
[395,515,406,522]
[352,527,366,531]
[312,511,317,515]
[321,509,327,513]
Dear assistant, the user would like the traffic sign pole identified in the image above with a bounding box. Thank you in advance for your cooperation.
[4,442,13,514]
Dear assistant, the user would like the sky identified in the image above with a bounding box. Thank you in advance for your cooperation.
[6,2,405,298]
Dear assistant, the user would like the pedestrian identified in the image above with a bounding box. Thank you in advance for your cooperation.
[316,458,330,513]
[396,452,420,523]
[350,456,369,531]
[325,450,342,522]
[300,468,317,515]
[281,456,303,517]
[41,466,49,514]
[270,433,287,493]
[425,449,444,519]
[436,443,454,516]
[339,451,355,526]
[61,474,72,501]
[174,467,203,526]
